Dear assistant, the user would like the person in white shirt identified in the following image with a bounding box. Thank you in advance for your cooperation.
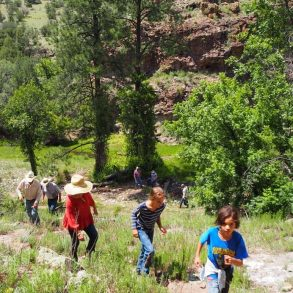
[180,184,189,208]
[16,171,42,225]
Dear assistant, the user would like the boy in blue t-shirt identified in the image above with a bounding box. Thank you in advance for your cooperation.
[194,206,248,293]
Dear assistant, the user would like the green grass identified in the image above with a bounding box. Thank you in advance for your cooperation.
[0,197,285,292]
[0,133,189,184]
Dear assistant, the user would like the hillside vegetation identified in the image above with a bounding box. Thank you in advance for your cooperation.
[0,1,292,291]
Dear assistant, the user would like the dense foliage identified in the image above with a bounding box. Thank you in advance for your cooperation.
[168,0,293,215]
[3,82,50,174]
[119,80,159,170]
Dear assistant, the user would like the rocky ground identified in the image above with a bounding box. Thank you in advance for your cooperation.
[1,161,293,292]
[1,175,293,292]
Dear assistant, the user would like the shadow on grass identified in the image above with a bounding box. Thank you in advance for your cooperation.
[153,252,189,286]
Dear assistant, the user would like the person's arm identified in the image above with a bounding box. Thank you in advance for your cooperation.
[56,184,62,202]
[42,186,46,202]
[92,200,98,215]
[225,234,248,267]
[33,184,42,208]
[131,205,140,238]
[156,216,167,234]
[194,241,204,268]
[87,193,98,215]
[16,181,24,201]
[65,198,79,230]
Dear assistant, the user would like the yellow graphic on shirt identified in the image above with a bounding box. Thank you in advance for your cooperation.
[213,247,235,257]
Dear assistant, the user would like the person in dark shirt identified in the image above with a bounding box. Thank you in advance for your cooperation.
[131,187,167,275]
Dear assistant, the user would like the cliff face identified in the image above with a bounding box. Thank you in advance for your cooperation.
[143,0,254,74]
[140,0,254,124]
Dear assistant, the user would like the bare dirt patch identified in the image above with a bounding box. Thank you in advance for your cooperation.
[168,279,207,293]
[0,226,32,252]
[245,251,293,292]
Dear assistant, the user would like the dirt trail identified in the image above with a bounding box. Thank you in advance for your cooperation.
[168,280,207,293]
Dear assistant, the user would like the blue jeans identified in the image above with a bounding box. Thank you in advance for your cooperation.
[137,228,154,274]
[68,224,98,261]
[25,199,40,225]
[207,270,233,293]
[47,198,58,213]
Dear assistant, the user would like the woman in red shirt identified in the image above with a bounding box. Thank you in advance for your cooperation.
[63,174,98,261]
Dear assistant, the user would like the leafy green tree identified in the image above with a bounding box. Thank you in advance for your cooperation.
[0,10,5,22]
[245,0,293,51]
[118,80,157,169]
[54,0,122,177]
[168,0,293,214]
[3,82,50,174]
[169,70,292,214]
[0,24,39,60]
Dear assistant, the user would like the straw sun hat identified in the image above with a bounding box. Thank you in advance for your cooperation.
[41,177,54,185]
[64,174,93,196]
[25,171,36,183]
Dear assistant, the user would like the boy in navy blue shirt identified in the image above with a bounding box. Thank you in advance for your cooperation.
[131,187,167,275]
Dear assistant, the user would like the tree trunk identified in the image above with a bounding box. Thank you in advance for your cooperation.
[27,144,38,175]
[91,10,108,176]
[135,0,142,91]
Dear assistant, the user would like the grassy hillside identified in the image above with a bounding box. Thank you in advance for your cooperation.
[0,133,292,292]
[0,133,187,194]
[0,193,292,292]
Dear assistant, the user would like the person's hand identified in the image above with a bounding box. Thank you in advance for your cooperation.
[224,255,233,265]
[194,256,201,268]
[32,202,38,209]
[160,226,167,235]
[18,195,23,202]
[77,231,85,241]
[132,229,139,238]
[93,209,98,215]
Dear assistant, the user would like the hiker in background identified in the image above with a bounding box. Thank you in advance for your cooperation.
[16,171,42,225]
[150,170,158,187]
[63,174,98,262]
[41,177,61,213]
[179,184,189,208]
[131,187,167,275]
[194,205,248,293]
[133,166,143,188]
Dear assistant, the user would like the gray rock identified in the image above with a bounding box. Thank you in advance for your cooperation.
[67,269,100,287]
[37,246,70,269]
[281,282,293,292]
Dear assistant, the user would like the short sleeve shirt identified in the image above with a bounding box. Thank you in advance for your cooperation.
[200,226,248,269]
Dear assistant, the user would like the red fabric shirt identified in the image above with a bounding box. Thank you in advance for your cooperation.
[63,192,95,230]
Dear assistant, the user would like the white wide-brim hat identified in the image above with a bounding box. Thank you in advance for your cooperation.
[64,174,93,196]
[25,171,36,183]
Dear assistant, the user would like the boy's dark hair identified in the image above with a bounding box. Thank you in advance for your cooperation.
[149,187,164,200]
[215,205,240,228]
